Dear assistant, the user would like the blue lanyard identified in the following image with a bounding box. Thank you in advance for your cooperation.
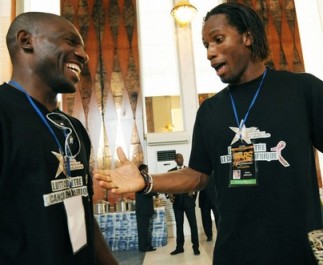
[8,80,71,179]
[229,69,267,138]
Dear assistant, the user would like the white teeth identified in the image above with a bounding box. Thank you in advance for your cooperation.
[66,63,81,74]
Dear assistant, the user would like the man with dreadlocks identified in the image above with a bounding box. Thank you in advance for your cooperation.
[95,3,323,265]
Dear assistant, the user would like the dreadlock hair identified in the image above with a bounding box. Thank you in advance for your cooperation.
[204,2,269,61]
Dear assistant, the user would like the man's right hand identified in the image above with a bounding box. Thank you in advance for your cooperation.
[94,147,145,194]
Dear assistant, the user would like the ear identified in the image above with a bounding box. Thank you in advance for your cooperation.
[243,31,253,47]
[16,30,33,51]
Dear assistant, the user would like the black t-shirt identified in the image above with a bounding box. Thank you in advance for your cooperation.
[189,69,323,265]
[0,83,96,265]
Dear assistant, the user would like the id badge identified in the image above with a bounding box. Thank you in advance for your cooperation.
[229,143,257,187]
[63,195,87,254]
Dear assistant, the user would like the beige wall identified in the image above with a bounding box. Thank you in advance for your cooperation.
[0,0,12,84]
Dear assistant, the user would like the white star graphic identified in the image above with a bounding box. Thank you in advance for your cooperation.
[52,151,67,178]
[230,124,258,145]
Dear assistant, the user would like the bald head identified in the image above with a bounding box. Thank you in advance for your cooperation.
[6,12,76,61]
[6,11,88,100]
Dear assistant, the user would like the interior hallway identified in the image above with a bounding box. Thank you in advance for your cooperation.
[113,235,215,265]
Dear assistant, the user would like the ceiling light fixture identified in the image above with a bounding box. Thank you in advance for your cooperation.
[171,1,197,27]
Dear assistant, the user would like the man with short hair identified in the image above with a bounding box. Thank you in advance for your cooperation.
[0,12,118,265]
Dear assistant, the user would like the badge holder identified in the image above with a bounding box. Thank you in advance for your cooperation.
[64,195,87,254]
[229,142,258,187]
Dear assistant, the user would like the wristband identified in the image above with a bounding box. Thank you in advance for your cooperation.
[140,171,154,194]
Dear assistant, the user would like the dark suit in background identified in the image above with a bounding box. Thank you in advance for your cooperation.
[135,191,156,251]
[198,171,219,241]
[168,164,199,255]
[135,164,157,252]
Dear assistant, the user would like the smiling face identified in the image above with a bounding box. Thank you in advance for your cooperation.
[29,15,89,94]
[202,14,254,85]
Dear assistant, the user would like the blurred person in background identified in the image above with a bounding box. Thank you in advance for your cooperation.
[167,154,200,256]
[135,164,157,252]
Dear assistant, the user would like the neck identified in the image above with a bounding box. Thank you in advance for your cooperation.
[9,78,59,112]
[233,63,267,85]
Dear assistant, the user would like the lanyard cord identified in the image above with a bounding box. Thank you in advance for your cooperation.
[46,112,81,158]
[229,68,268,133]
[8,80,72,179]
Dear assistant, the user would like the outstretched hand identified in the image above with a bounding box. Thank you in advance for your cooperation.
[93,147,145,194]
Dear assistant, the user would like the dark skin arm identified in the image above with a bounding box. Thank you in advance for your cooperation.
[94,147,209,195]
[93,219,119,265]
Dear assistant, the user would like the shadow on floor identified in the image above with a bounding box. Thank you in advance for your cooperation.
[113,249,145,265]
